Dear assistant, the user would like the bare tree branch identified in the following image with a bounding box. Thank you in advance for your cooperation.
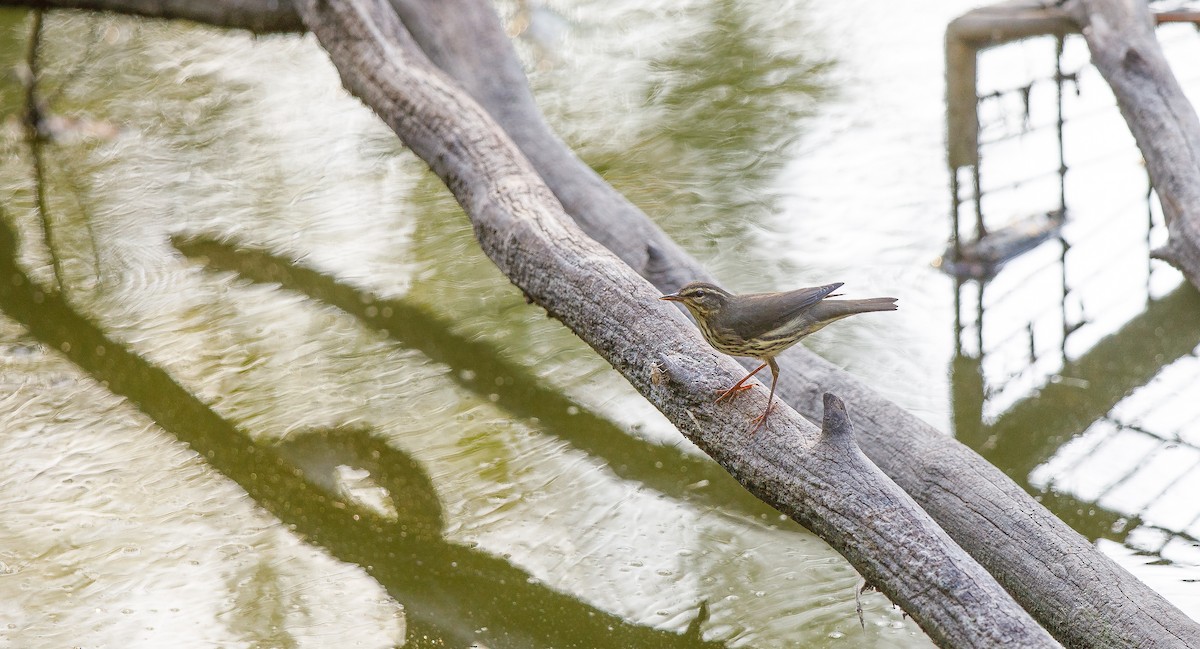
[286,1,1062,646]
[1067,0,1200,289]
[5,0,303,31]
[382,2,1200,647]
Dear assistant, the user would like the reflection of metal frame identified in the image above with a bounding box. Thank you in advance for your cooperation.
[984,283,1200,475]
[944,0,1200,428]
[943,0,1200,560]
[945,1,1076,268]
[944,1,1200,275]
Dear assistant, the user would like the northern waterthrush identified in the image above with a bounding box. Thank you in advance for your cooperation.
[661,281,897,433]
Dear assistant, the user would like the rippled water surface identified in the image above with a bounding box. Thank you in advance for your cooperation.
[0,1,1197,647]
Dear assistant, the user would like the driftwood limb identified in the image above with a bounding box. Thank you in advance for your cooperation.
[374,3,1200,648]
[5,0,1200,646]
[5,0,304,31]
[288,1,1060,646]
[1066,0,1200,290]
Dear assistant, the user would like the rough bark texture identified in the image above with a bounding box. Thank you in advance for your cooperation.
[6,0,304,31]
[1068,0,1200,290]
[375,3,1200,648]
[287,1,1065,646]
[8,0,1200,647]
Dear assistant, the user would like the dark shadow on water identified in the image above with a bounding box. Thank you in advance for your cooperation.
[172,234,787,522]
[0,216,725,649]
[951,277,1200,543]
[972,282,1200,479]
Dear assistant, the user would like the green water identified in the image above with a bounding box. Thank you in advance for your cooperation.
[0,2,1196,648]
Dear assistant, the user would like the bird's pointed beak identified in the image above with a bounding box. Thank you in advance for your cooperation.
[660,293,682,302]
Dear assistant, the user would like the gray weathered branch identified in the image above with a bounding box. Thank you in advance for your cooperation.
[372,3,1200,648]
[5,0,303,31]
[1067,0,1200,289]
[288,5,1064,645]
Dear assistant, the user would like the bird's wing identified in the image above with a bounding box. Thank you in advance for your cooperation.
[720,283,843,339]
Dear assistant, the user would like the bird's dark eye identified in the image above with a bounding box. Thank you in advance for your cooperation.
[693,290,706,299]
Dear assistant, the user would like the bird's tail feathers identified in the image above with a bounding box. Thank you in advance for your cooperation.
[814,297,898,320]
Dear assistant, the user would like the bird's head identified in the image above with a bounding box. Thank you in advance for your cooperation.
[660,282,730,317]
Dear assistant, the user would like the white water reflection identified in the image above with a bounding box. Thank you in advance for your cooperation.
[2,0,1199,646]
[0,321,403,648]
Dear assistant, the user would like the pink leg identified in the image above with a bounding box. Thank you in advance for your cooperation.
[715,361,769,403]
[749,360,780,435]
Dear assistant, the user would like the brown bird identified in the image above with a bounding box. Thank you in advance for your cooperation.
[661,281,897,433]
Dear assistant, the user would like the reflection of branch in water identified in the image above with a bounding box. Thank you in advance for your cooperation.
[949,279,1200,542]
[272,425,444,542]
[172,235,786,521]
[20,12,106,286]
[40,17,104,110]
[950,268,1195,542]
[0,219,722,648]
[45,153,104,282]
[22,10,65,292]
[970,282,1200,478]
